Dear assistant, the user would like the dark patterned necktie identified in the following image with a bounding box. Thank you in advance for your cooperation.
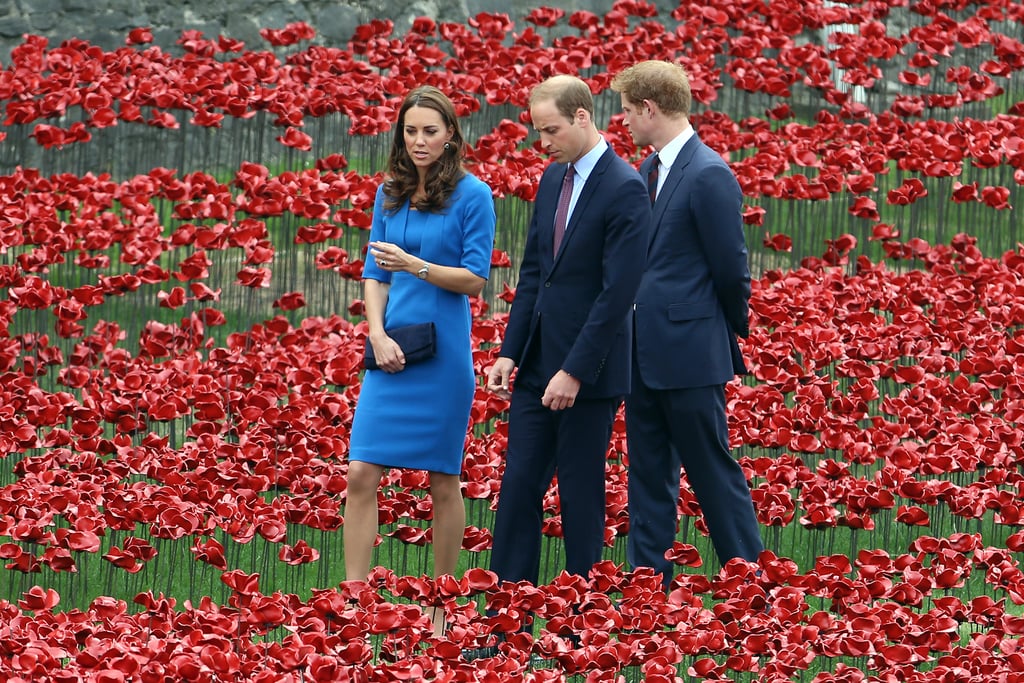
[647,153,660,204]
[553,164,574,255]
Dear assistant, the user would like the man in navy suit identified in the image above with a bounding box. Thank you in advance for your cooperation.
[486,75,650,600]
[610,61,764,591]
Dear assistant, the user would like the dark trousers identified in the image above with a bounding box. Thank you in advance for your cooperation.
[489,386,619,586]
[625,379,763,590]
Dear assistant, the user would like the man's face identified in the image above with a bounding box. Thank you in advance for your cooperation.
[530,98,588,164]
[619,94,651,148]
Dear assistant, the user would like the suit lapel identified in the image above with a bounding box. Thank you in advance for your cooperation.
[540,164,569,269]
[648,136,700,250]
[552,147,613,265]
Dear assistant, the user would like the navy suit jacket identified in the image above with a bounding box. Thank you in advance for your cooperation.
[634,135,751,391]
[501,146,650,399]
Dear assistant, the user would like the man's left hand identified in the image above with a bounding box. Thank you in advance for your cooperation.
[541,370,581,411]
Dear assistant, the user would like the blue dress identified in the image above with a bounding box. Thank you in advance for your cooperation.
[348,174,496,475]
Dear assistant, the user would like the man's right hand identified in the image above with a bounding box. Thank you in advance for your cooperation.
[486,357,515,400]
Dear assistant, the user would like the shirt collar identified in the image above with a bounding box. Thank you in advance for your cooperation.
[656,124,694,170]
[571,136,608,182]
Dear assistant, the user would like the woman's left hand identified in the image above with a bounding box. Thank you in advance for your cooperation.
[369,241,413,273]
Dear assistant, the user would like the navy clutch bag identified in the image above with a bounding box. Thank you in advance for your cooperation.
[364,322,437,370]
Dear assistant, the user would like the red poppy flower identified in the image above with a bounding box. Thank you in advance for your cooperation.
[525,7,566,27]
[18,586,60,612]
[191,537,228,569]
[741,205,767,226]
[887,178,928,205]
[763,232,792,251]
[273,291,306,311]
[410,17,437,35]
[235,267,272,288]
[259,21,316,46]
[665,542,703,568]
[148,110,179,129]
[157,286,188,309]
[279,539,320,565]
[848,196,880,220]
[980,185,1012,210]
[220,572,261,600]
[860,226,896,246]
[276,127,312,150]
[295,223,343,244]
[947,182,980,205]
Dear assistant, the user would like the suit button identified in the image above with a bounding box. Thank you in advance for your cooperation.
[544,282,551,288]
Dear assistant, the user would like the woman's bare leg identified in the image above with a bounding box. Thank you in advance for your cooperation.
[343,461,386,581]
[428,471,465,636]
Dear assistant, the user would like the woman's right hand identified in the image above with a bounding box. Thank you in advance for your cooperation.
[369,333,406,373]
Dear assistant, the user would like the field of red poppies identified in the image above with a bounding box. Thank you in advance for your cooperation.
[1,0,1023,680]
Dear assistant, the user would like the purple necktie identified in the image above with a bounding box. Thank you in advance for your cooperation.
[553,164,574,255]
[647,153,660,204]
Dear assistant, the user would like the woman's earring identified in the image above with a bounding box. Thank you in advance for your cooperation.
[444,142,451,150]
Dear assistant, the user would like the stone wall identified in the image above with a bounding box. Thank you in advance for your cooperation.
[0,0,664,59]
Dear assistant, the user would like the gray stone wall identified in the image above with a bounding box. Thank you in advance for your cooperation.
[0,0,657,59]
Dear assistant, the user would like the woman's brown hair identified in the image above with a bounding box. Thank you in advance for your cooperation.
[383,85,466,213]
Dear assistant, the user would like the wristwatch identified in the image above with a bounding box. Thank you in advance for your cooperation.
[417,263,430,280]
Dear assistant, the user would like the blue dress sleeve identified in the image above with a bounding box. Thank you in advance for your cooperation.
[361,184,391,283]
[458,175,497,280]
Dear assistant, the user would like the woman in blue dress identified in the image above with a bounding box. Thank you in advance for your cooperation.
[344,85,496,637]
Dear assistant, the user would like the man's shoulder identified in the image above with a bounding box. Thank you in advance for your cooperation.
[599,149,644,182]
[689,137,730,167]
